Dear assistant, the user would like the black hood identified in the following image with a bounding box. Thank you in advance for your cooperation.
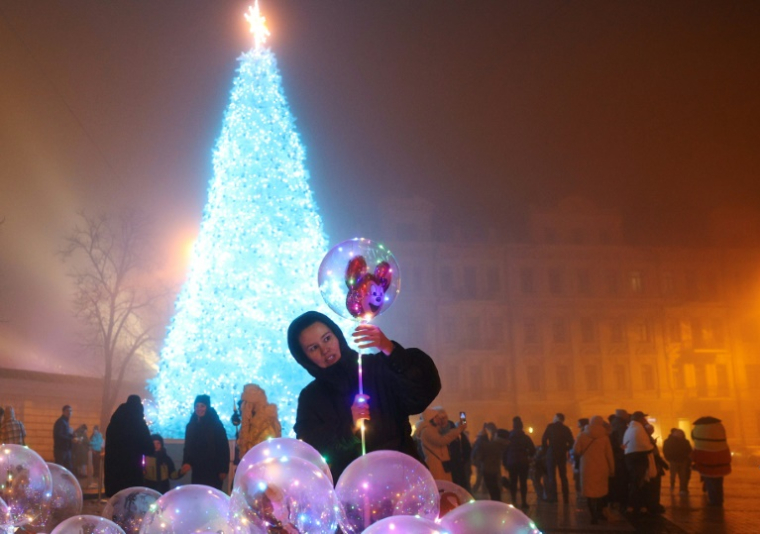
[287,311,359,394]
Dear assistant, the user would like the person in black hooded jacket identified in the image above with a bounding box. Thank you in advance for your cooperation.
[287,311,441,483]
[104,395,154,497]
[180,394,230,490]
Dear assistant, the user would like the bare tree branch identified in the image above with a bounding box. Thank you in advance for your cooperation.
[60,210,168,430]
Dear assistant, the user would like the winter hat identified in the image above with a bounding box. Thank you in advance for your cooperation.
[513,416,524,430]
[194,394,211,407]
[614,409,630,420]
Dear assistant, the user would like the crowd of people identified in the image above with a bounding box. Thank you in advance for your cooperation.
[410,407,732,525]
[0,313,735,524]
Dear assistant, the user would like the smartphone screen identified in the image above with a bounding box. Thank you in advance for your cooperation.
[459,411,466,424]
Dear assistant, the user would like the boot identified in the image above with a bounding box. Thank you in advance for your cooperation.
[587,498,599,525]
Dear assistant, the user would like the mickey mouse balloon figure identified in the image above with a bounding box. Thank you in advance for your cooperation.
[318,237,401,453]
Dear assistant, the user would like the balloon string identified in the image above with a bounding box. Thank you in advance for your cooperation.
[358,319,367,456]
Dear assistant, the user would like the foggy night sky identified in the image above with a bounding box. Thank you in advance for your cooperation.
[1,1,759,375]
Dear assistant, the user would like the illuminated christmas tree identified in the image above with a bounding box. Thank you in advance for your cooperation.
[150,2,328,438]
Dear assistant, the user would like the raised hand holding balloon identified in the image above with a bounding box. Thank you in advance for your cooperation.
[318,238,401,455]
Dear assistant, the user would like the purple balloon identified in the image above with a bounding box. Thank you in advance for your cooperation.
[235,437,332,486]
[51,515,126,534]
[439,500,541,534]
[363,515,448,534]
[335,450,438,534]
[1,496,11,532]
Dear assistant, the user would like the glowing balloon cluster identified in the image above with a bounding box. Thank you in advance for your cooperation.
[139,485,231,534]
[439,500,541,534]
[235,437,332,486]
[51,515,126,534]
[318,238,400,321]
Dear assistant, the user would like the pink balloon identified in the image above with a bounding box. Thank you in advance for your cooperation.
[439,500,540,534]
[140,485,230,534]
[235,437,332,486]
[335,450,438,534]
[434,480,473,518]
[27,463,83,532]
[363,515,447,534]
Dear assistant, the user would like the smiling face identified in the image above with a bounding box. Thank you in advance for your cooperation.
[299,321,341,369]
[361,280,385,313]
[195,402,207,418]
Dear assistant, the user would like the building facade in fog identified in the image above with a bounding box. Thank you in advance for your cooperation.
[379,196,760,454]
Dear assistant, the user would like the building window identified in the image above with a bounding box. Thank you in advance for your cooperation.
[695,364,708,397]
[614,364,627,391]
[712,319,725,346]
[634,321,651,342]
[524,319,539,344]
[642,364,655,390]
[470,365,483,399]
[493,365,507,393]
[442,317,456,345]
[520,268,535,294]
[549,269,563,294]
[463,266,477,299]
[581,318,596,343]
[578,270,591,295]
[440,266,454,294]
[606,270,619,295]
[629,271,643,293]
[448,365,460,391]
[585,365,600,391]
[610,320,625,343]
[552,319,568,343]
[673,365,686,389]
[556,365,571,391]
[527,365,544,392]
[716,364,729,396]
[669,320,682,342]
[486,266,501,298]
[662,271,675,295]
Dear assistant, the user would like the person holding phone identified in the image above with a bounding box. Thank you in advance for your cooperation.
[418,406,468,482]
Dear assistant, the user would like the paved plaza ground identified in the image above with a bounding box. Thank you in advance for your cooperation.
[82,464,759,533]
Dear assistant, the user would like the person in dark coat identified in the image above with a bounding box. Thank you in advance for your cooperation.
[504,416,536,510]
[180,394,230,490]
[608,409,631,511]
[471,422,508,501]
[541,413,575,503]
[104,395,154,497]
[53,405,74,472]
[445,414,472,492]
[287,311,441,483]
[663,428,692,494]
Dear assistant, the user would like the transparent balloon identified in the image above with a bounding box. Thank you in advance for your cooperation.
[51,515,126,534]
[434,480,473,518]
[26,463,83,532]
[362,515,449,534]
[0,444,52,528]
[335,450,438,534]
[230,456,339,534]
[139,484,231,534]
[102,487,162,534]
[1,496,11,534]
[235,437,332,487]
[318,238,401,321]
[438,500,541,534]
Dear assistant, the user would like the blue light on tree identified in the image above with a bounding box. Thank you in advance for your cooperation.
[150,4,329,438]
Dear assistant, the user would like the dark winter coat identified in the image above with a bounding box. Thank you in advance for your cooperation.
[53,415,73,452]
[472,433,508,475]
[145,436,178,494]
[663,434,693,464]
[287,311,441,483]
[504,429,536,468]
[104,396,154,497]
[182,407,230,489]
[541,421,575,460]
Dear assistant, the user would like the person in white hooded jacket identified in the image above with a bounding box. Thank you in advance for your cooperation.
[623,411,654,515]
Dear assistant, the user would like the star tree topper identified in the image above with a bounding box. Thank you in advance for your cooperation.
[245,1,271,49]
